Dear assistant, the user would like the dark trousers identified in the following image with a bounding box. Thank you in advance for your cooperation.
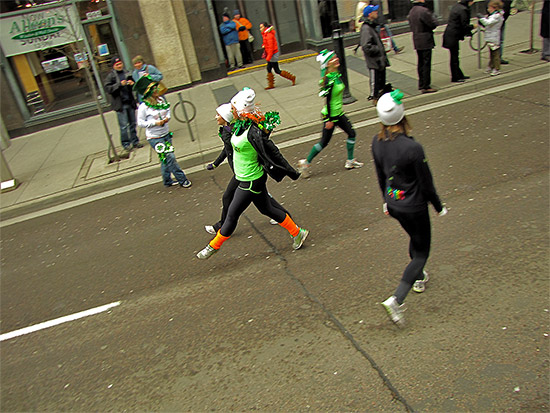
[320,114,355,148]
[388,207,431,304]
[368,68,386,98]
[448,45,465,81]
[416,49,432,90]
[267,61,281,74]
[239,40,253,64]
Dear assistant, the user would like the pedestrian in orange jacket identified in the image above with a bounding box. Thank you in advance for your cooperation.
[259,22,296,89]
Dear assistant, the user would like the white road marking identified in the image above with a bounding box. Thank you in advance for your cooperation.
[1,73,547,229]
[0,301,121,342]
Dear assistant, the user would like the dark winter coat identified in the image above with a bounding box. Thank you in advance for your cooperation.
[443,0,473,49]
[541,0,549,38]
[246,124,300,182]
[104,69,136,112]
[408,2,439,50]
[360,19,390,70]
[212,125,234,170]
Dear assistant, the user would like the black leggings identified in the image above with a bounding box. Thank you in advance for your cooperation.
[220,173,287,237]
[320,114,356,148]
[267,61,281,74]
[388,207,431,304]
[214,175,289,232]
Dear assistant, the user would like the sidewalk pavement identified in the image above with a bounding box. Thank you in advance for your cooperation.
[1,8,546,221]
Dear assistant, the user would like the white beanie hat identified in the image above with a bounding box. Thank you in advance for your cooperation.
[231,87,256,113]
[376,90,405,126]
[216,103,234,123]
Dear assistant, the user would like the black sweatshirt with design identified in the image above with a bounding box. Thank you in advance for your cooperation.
[371,133,443,213]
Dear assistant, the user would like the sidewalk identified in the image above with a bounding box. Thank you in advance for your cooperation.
[1,8,546,220]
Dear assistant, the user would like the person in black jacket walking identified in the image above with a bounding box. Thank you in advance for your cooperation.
[104,57,142,153]
[197,88,308,260]
[408,0,439,93]
[443,0,475,82]
[371,90,447,327]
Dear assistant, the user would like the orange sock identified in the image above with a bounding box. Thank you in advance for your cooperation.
[209,230,230,250]
[279,214,300,237]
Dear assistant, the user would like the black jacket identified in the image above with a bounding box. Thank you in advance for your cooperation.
[408,2,438,50]
[246,124,300,182]
[443,0,473,49]
[371,133,443,213]
[212,125,234,170]
[104,69,136,112]
[360,19,390,70]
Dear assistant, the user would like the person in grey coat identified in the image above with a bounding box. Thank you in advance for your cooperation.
[360,4,390,100]
[408,0,438,93]
[443,0,474,82]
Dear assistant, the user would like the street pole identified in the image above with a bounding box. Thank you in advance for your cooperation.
[329,0,356,104]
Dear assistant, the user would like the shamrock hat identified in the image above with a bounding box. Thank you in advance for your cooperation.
[133,75,158,99]
[376,89,405,125]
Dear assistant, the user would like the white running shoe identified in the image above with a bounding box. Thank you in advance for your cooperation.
[381,296,405,327]
[298,159,311,178]
[204,225,216,235]
[345,159,364,169]
[412,270,430,293]
[292,228,309,250]
[197,245,217,259]
[490,69,501,76]
[269,219,278,225]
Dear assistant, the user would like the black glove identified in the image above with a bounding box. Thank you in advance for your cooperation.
[207,163,215,170]
[238,26,246,31]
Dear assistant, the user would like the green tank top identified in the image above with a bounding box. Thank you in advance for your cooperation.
[321,73,345,119]
[231,127,264,182]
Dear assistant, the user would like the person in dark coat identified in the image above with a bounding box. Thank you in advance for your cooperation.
[408,0,439,93]
[541,0,550,61]
[442,0,474,82]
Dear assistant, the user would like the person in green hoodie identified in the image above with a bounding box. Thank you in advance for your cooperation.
[297,50,363,178]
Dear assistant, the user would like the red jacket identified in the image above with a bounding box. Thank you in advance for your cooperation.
[261,26,278,62]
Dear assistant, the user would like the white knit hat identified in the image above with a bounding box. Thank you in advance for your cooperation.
[231,87,256,113]
[376,90,405,125]
[216,103,234,123]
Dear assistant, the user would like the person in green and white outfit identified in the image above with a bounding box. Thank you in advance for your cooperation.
[298,50,363,178]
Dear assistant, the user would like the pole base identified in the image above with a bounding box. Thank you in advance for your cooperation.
[343,94,357,105]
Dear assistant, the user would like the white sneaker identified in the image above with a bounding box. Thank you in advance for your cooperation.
[412,270,430,293]
[298,159,311,178]
[381,296,405,327]
[484,67,492,73]
[345,159,364,169]
[490,69,501,76]
[269,219,278,225]
[197,245,217,259]
[204,225,216,235]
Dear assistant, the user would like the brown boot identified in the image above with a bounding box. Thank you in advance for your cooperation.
[280,70,296,86]
[265,73,275,90]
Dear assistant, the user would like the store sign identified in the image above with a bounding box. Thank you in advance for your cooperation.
[0,5,83,57]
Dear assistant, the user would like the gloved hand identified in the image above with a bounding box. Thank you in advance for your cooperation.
[238,26,246,31]
[439,206,448,216]
[206,163,215,171]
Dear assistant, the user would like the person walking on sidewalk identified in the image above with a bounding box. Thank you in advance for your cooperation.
[371,90,447,327]
[408,0,439,93]
[135,76,191,188]
[197,88,308,260]
[220,12,243,70]
[360,5,390,101]
[443,0,474,83]
[298,50,363,177]
[479,0,504,76]
[104,57,142,154]
[260,22,296,89]
[369,0,404,54]
[204,101,290,234]
[234,10,254,64]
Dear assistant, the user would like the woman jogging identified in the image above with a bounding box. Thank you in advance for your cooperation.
[197,88,308,259]
[298,50,363,177]
[371,90,447,327]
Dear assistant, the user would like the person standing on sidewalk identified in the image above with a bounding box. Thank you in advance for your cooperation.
[220,12,243,70]
[197,88,308,260]
[260,22,296,89]
[131,55,163,102]
[540,0,550,62]
[233,10,254,64]
[408,0,439,93]
[369,0,404,54]
[104,57,142,154]
[479,0,504,76]
[443,0,474,83]
[135,76,191,188]
[371,90,447,327]
[298,50,363,177]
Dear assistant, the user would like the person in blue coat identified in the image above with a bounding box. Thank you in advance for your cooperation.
[219,12,243,70]
[132,55,163,102]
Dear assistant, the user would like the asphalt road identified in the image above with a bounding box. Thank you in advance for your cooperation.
[1,78,549,411]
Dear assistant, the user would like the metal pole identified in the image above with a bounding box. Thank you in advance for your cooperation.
[177,93,195,142]
[477,18,482,69]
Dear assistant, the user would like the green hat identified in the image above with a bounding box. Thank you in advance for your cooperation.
[133,75,158,99]
[316,49,336,77]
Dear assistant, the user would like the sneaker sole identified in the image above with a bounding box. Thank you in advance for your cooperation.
[381,302,405,327]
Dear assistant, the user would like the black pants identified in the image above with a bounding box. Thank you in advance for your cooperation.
[320,114,355,148]
[220,173,287,237]
[416,49,432,90]
[213,175,289,232]
[448,45,465,81]
[239,40,253,64]
[369,68,386,98]
[267,61,281,74]
[388,207,431,303]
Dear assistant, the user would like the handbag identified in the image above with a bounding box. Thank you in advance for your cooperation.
[248,32,254,43]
